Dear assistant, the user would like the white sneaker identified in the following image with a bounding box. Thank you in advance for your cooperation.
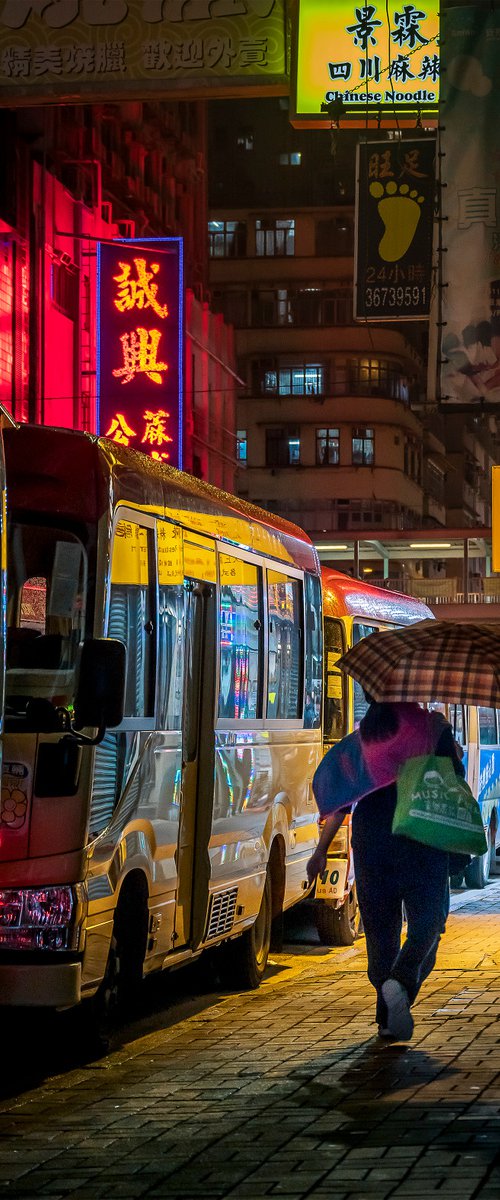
[381,978,414,1041]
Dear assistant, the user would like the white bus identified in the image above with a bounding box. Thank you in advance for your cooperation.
[440,702,500,889]
[0,424,323,1026]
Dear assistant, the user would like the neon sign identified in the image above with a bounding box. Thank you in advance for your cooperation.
[97,237,183,469]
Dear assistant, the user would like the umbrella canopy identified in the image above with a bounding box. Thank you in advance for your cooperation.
[337,620,500,707]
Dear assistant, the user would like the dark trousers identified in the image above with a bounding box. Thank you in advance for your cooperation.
[352,786,450,1025]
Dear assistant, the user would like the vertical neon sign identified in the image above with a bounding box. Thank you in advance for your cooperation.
[96,237,184,469]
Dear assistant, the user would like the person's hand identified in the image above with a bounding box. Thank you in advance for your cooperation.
[306,845,328,886]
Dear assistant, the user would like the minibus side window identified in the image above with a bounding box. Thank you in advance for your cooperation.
[323,616,346,742]
[218,554,262,720]
[109,519,156,720]
[352,622,378,727]
[304,572,322,728]
[266,570,303,720]
[478,706,497,746]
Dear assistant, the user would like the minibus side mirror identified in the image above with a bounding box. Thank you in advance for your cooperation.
[73,638,126,734]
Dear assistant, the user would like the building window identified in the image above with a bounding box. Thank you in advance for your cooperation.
[316,217,354,256]
[424,458,445,504]
[236,429,247,463]
[208,220,247,258]
[404,435,422,483]
[288,434,300,465]
[50,259,79,321]
[291,288,352,327]
[251,289,291,326]
[279,152,302,166]
[262,363,325,396]
[266,427,301,467]
[255,218,294,257]
[236,129,254,150]
[348,358,409,402]
[316,428,340,466]
[212,289,248,325]
[352,426,374,466]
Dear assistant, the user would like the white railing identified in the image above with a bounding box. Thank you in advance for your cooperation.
[380,578,500,604]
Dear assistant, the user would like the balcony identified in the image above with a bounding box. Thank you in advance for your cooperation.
[313,529,499,617]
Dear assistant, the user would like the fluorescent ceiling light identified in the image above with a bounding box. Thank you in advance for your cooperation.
[316,543,348,551]
[409,542,452,549]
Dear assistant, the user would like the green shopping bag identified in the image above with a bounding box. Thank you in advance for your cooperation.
[393,755,488,856]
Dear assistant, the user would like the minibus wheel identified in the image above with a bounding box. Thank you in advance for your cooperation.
[218,870,272,990]
[90,876,149,1044]
[315,886,362,946]
[464,838,491,890]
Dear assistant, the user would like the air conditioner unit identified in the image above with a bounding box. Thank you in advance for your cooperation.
[53,249,73,268]
[101,201,113,224]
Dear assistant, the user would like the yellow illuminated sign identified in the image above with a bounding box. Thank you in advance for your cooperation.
[219,555,258,588]
[184,533,216,583]
[292,0,439,129]
[111,520,149,586]
[158,523,183,587]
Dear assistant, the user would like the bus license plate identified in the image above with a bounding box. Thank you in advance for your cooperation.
[315,858,348,901]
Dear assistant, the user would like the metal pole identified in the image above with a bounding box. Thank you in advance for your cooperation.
[354,539,360,579]
[463,537,469,602]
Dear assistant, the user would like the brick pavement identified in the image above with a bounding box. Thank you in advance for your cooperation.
[2,883,500,1199]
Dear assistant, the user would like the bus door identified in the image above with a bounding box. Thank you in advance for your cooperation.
[449,702,472,787]
[174,531,217,952]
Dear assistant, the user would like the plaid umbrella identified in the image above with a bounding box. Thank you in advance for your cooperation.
[337,620,500,707]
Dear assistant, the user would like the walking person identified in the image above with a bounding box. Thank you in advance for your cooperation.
[307,698,466,1041]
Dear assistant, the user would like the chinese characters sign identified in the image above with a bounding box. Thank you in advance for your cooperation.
[354,139,435,321]
[292,1,439,129]
[440,6,500,407]
[97,238,183,469]
[0,0,286,103]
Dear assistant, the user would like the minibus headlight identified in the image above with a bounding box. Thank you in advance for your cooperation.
[0,885,84,950]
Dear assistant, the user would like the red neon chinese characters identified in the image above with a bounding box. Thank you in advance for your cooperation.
[142,409,173,461]
[105,413,137,445]
[112,328,168,385]
[113,257,169,319]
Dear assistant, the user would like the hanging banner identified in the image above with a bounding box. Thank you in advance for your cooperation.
[97,237,183,470]
[292,0,439,129]
[0,0,287,103]
[440,6,500,407]
[354,138,435,321]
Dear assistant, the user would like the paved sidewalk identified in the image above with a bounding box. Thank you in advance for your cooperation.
[2,883,500,1199]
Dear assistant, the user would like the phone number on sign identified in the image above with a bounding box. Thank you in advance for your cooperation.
[364,285,427,309]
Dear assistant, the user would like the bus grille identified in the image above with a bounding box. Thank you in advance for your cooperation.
[206,887,238,940]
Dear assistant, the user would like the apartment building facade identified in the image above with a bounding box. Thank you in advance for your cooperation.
[208,99,496,539]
